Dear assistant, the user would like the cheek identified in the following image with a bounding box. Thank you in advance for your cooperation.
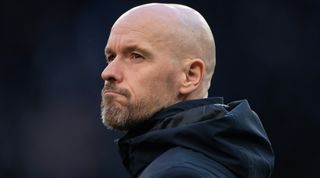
[131,71,167,97]
[127,63,180,100]
[149,68,179,94]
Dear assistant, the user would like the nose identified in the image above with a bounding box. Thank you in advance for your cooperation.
[101,59,123,83]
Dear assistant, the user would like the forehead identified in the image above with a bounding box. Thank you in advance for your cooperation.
[109,7,181,41]
[105,7,185,58]
[109,18,164,42]
[106,27,151,53]
[106,21,174,55]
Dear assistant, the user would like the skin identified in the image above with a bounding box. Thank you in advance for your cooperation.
[100,3,216,131]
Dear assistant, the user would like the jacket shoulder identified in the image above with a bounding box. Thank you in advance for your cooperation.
[139,147,236,178]
[141,166,207,178]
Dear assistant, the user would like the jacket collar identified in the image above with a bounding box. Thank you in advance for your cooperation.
[117,97,225,177]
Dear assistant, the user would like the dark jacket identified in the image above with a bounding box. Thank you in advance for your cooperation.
[118,98,274,178]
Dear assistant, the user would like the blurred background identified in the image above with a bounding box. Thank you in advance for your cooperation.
[1,0,319,177]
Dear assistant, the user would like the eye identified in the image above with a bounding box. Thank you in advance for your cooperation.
[131,53,143,60]
[106,54,116,63]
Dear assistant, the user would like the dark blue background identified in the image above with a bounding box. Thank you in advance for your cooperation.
[1,0,319,177]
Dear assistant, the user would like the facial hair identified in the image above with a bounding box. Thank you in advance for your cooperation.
[100,83,173,131]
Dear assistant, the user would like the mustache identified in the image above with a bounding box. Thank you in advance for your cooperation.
[102,83,131,98]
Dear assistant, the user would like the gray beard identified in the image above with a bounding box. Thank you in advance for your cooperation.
[100,92,164,131]
[100,77,180,131]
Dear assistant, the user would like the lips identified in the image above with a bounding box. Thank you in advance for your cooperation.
[103,89,123,96]
[102,85,130,98]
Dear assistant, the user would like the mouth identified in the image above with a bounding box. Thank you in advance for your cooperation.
[104,90,122,96]
[102,85,130,99]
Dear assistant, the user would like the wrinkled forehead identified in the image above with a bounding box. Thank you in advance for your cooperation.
[108,13,181,54]
[111,5,181,38]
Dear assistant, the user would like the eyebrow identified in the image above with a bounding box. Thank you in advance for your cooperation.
[105,45,153,58]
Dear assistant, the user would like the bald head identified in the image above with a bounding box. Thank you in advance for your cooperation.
[102,3,216,130]
[109,3,215,97]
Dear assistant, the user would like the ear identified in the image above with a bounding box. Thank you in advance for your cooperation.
[179,58,205,96]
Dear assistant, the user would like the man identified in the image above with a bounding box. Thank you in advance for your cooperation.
[101,3,274,178]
